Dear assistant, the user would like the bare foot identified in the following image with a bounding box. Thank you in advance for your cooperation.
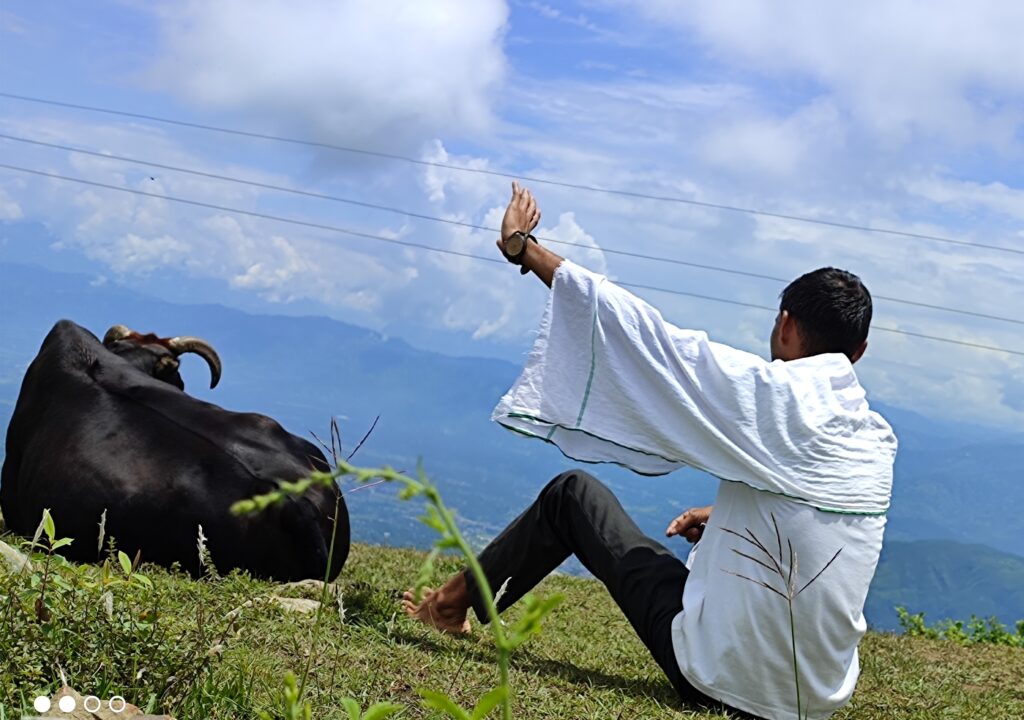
[402,579,472,635]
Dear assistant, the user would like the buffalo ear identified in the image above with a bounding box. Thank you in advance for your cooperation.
[154,355,180,375]
[154,355,184,390]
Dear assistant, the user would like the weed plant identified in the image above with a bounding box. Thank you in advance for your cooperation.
[0,511,259,716]
[896,607,1024,647]
[234,460,564,720]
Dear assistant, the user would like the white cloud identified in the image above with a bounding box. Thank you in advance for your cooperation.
[904,175,1024,222]
[0,117,415,312]
[150,0,509,152]
[699,99,845,178]
[0,9,27,36]
[421,140,504,207]
[862,347,1024,428]
[0,187,22,220]
[538,211,607,275]
[527,1,613,38]
[91,232,191,273]
[621,0,1024,145]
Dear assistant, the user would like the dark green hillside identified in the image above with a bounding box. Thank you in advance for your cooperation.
[867,540,1024,630]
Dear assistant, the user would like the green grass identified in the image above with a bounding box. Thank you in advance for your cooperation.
[2,542,1023,719]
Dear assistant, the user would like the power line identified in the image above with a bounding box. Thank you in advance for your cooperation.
[1,161,1021,358]
[0,132,782,280]
[3,132,1021,328]
[3,91,1023,258]
[0,163,506,265]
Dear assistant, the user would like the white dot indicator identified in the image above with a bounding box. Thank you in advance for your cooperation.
[109,695,127,713]
[33,696,51,713]
[84,696,102,712]
[58,695,77,712]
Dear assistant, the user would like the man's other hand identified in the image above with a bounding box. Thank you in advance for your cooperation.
[666,505,713,543]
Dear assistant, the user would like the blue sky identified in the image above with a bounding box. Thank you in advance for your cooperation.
[1,0,1023,428]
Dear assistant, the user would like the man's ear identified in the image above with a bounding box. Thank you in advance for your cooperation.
[849,339,868,364]
[778,310,797,346]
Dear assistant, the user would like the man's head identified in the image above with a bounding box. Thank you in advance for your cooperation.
[770,267,872,363]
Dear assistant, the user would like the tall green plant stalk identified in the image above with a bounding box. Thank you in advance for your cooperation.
[233,460,563,720]
[421,482,511,717]
[296,491,342,700]
[788,597,800,716]
[296,417,374,700]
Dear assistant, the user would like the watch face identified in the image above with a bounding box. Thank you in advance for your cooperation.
[505,233,526,257]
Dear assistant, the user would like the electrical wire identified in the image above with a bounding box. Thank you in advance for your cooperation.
[2,132,1020,327]
[1,162,1020,358]
[2,91,1022,258]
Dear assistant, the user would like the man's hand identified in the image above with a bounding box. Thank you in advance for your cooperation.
[666,505,713,544]
[499,181,541,246]
[495,181,564,287]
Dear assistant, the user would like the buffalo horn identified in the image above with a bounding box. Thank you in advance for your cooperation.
[166,336,223,389]
[103,324,134,345]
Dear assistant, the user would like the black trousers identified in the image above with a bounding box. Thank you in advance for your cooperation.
[463,469,721,709]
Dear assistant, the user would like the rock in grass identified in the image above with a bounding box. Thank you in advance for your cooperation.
[271,596,323,614]
[224,592,328,621]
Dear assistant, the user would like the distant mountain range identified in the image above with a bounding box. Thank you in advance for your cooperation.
[1,260,1022,630]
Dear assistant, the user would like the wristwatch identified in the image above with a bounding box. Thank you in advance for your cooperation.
[503,231,538,274]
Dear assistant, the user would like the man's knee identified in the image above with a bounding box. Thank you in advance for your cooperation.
[543,469,603,499]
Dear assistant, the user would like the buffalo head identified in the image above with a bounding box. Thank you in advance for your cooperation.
[103,325,222,390]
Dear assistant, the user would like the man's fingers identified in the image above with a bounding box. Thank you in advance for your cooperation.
[667,507,712,542]
[666,510,700,536]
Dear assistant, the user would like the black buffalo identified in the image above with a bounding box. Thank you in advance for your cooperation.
[0,320,348,581]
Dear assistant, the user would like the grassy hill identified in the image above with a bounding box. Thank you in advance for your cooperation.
[1,541,1022,719]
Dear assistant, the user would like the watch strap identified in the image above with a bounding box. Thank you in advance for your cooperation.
[519,233,539,274]
[503,230,538,266]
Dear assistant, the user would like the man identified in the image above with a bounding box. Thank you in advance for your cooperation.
[403,183,897,720]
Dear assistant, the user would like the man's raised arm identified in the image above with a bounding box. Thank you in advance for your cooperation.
[490,182,778,488]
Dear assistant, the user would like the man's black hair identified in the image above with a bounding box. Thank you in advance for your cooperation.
[779,267,872,359]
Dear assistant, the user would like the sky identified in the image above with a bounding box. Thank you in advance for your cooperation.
[1,0,1023,429]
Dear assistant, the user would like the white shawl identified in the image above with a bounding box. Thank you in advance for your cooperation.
[493,260,896,515]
